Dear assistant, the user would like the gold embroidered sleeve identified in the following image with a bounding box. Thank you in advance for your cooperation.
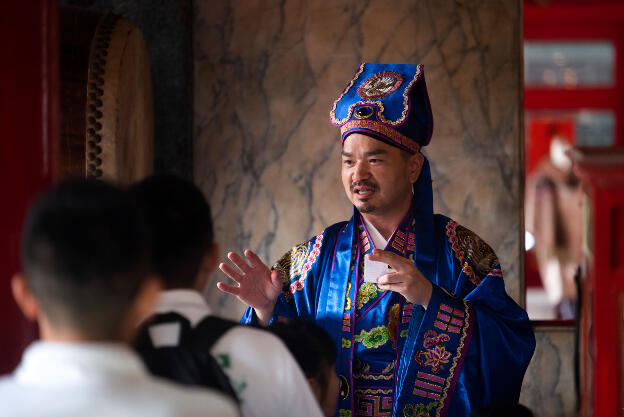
[272,232,324,296]
[445,220,502,286]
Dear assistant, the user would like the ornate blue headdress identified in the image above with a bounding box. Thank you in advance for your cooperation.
[330,63,433,153]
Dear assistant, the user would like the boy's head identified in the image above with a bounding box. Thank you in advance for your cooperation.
[270,318,340,417]
[130,174,217,291]
[13,179,157,342]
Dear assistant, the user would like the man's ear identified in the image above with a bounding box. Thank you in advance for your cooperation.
[121,276,162,343]
[196,243,219,291]
[135,277,162,319]
[11,273,39,322]
[408,152,425,184]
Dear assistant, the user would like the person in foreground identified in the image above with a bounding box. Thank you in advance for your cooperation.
[218,63,536,417]
[131,175,324,417]
[0,180,239,417]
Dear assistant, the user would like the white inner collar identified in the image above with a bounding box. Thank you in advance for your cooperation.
[362,217,389,250]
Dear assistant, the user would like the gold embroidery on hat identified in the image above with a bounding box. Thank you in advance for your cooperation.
[330,65,423,127]
[358,71,403,99]
[330,63,366,125]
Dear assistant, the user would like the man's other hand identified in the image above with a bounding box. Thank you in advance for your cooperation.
[367,249,433,307]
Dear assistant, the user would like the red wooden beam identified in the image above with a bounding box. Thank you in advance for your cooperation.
[0,0,59,374]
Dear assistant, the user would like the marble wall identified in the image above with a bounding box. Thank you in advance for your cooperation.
[521,326,576,417]
[194,0,524,317]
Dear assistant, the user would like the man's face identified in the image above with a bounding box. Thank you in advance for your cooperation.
[341,133,422,216]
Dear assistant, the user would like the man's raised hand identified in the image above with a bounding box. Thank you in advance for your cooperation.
[217,249,282,326]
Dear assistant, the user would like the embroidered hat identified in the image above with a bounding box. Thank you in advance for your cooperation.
[330,63,433,153]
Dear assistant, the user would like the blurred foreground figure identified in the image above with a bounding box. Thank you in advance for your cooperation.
[219,63,536,416]
[0,180,239,417]
[132,175,324,417]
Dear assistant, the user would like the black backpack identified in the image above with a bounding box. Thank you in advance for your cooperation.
[134,312,240,403]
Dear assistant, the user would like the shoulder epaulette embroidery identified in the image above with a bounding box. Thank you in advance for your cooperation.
[272,232,324,295]
[445,220,500,286]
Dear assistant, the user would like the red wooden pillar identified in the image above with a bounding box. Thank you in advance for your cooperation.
[0,1,59,373]
[570,148,624,417]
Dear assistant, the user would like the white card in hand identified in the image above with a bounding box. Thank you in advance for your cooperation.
[363,257,395,283]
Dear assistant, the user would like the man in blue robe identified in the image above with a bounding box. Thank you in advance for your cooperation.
[217,63,535,417]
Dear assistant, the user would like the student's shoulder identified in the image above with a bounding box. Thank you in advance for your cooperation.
[213,325,299,367]
[144,376,240,416]
[214,325,286,353]
[0,375,21,399]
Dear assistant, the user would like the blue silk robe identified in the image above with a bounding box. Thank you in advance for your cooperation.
[242,160,535,417]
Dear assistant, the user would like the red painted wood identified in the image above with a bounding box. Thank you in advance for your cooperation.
[525,1,624,148]
[525,3,624,24]
[526,3,624,415]
[525,90,618,109]
[570,148,624,417]
[0,0,59,374]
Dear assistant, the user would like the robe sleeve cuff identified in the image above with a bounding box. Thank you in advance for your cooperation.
[423,284,473,335]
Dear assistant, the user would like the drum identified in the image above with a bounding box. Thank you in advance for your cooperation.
[59,6,153,184]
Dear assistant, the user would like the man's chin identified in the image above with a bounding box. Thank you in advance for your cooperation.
[355,202,376,214]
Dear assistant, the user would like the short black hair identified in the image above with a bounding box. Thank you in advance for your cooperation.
[269,318,338,383]
[21,179,151,338]
[130,175,214,289]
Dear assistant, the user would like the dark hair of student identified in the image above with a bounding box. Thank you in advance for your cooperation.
[130,174,214,289]
[269,318,337,396]
[21,179,151,339]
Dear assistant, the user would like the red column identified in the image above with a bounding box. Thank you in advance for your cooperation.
[0,0,59,374]
[570,148,624,417]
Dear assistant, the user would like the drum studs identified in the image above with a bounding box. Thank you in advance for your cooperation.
[84,14,122,181]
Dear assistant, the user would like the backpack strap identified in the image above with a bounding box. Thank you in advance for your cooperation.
[134,312,240,404]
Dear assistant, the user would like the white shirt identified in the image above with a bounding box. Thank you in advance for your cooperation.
[0,341,239,417]
[148,289,324,417]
